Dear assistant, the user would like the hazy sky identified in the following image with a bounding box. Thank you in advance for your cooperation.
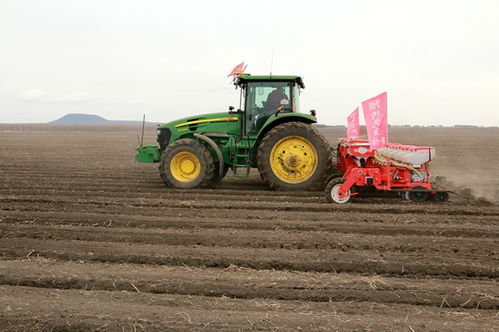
[1,0,498,126]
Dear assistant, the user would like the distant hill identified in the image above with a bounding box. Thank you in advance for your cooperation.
[50,114,109,125]
[49,114,157,126]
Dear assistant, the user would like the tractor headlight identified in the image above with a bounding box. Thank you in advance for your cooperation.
[156,129,161,136]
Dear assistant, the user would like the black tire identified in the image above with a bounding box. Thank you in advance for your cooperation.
[325,177,353,203]
[159,138,215,189]
[257,122,331,191]
[408,186,430,202]
[211,163,229,185]
[431,191,449,202]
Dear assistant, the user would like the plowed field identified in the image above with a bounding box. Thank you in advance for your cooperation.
[0,125,498,331]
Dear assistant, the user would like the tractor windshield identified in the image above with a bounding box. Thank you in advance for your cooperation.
[245,81,295,135]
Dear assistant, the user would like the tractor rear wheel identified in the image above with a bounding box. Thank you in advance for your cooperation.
[159,138,215,189]
[257,122,331,191]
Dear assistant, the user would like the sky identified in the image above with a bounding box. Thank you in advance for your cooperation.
[1,0,498,126]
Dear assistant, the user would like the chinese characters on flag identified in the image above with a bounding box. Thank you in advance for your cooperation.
[347,108,360,139]
[361,92,388,150]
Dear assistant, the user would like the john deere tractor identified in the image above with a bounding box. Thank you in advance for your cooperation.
[135,74,331,191]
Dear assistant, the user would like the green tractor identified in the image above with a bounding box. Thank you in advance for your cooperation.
[135,74,332,191]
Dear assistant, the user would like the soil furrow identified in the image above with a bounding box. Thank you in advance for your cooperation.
[0,238,496,278]
[1,196,496,216]
[1,223,497,256]
[0,188,322,203]
[1,285,496,331]
[0,259,497,309]
[3,203,498,230]
[2,210,497,237]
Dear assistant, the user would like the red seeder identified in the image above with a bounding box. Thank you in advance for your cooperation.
[325,138,449,203]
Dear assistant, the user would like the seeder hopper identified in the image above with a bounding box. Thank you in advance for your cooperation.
[325,138,449,203]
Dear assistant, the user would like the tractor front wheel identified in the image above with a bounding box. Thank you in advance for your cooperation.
[257,122,331,191]
[159,139,215,189]
[211,163,229,185]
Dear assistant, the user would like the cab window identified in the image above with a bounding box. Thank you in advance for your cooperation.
[245,82,292,135]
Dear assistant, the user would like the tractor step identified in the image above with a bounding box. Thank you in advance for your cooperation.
[232,147,251,177]
[235,156,249,164]
[232,166,250,178]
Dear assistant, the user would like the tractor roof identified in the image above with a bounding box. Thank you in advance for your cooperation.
[236,74,305,89]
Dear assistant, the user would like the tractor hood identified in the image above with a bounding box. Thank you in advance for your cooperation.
[157,112,238,130]
[156,112,241,149]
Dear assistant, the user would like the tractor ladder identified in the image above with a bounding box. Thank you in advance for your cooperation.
[233,146,251,178]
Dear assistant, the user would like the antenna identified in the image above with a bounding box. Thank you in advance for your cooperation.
[140,114,145,146]
[270,47,275,77]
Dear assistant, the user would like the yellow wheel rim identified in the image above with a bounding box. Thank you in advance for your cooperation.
[270,136,318,184]
[170,152,201,182]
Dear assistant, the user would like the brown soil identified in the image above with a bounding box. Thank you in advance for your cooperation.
[0,125,498,331]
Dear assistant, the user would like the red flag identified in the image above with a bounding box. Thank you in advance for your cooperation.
[347,108,360,139]
[228,62,247,77]
[361,92,388,150]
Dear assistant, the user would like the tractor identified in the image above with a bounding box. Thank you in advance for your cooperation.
[135,74,332,191]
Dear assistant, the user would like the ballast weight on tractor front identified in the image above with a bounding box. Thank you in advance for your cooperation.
[325,138,449,203]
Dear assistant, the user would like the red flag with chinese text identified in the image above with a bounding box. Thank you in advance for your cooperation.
[361,92,388,150]
[347,108,360,139]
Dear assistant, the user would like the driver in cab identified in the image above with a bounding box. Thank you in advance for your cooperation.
[252,86,290,133]
[264,86,289,111]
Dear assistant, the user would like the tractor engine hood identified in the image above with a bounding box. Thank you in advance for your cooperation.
[156,112,241,151]
[157,112,239,131]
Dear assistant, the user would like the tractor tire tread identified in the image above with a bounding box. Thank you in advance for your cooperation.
[159,138,215,189]
[211,164,229,185]
[257,122,332,191]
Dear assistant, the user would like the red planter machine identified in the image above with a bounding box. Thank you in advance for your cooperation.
[325,138,449,203]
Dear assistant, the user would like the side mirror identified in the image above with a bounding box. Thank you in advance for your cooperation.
[229,106,235,111]
[310,109,316,116]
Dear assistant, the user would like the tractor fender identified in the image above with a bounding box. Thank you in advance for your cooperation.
[193,133,225,178]
[258,113,316,140]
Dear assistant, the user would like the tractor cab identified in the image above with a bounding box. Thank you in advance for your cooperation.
[235,75,305,136]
